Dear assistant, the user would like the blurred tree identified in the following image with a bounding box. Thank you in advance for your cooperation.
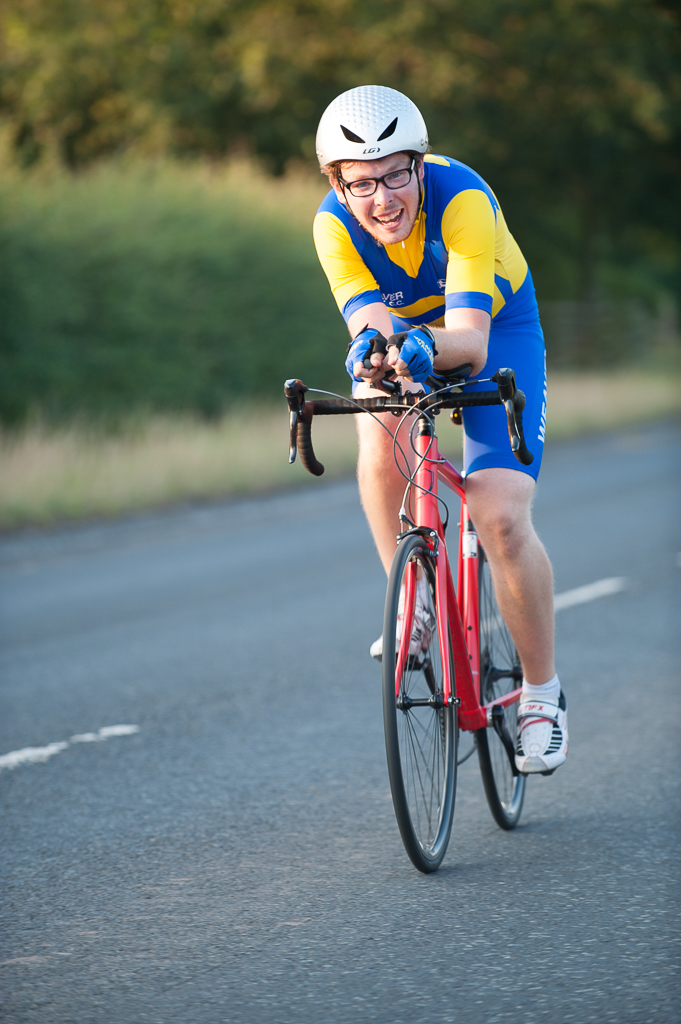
[0,0,678,299]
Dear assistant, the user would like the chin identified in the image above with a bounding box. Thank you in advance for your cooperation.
[367,222,413,246]
[384,227,412,244]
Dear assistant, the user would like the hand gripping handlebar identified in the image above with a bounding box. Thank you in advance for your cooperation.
[284,368,533,477]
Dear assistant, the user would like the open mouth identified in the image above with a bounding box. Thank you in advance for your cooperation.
[373,207,404,231]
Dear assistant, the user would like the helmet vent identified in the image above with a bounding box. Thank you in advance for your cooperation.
[340,124,366,143]
[377,117,398,141]
[316,87,428,166]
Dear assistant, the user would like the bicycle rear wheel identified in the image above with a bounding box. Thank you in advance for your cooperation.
[382,534,457,873]
[475,545,526,829]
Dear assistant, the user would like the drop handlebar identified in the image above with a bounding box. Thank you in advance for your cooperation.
[284,369,533,477]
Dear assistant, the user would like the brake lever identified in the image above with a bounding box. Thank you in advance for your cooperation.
[492,368,533,465]
[284,378,307,464]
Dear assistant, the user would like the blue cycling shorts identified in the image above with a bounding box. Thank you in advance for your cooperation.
[353,311,547,480]
[458,316,546,480]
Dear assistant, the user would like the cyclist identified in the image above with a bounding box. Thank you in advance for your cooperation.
[313,85,567,775]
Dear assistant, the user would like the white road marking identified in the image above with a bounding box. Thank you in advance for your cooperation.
[0,742,69,770]
[70,724,140,742]
[0,725,139,771]
[98,724,139,738]
[482,577,629,636]
[480,575,632,638]
[554,576,629,612]
[0,578,633,771]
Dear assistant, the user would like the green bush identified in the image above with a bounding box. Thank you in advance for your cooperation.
[1,158,676,427]
[0,160,349,424]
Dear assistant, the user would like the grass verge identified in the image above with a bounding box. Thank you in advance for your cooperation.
[1,370,679,530]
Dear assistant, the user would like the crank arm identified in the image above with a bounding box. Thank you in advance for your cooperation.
[490,703,520,777]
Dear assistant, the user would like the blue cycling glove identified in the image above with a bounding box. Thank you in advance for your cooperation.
[345,326,388,382]
[388,325,438,382]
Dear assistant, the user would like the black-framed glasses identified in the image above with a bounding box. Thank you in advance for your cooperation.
[338,158,416,198]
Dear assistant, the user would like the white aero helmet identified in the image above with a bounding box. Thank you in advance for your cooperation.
[316,85,428,166]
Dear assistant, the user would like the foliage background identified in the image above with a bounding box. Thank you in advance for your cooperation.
[0,0,679,423]
[0,162,348,422]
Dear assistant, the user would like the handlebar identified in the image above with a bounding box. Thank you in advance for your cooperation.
[284,379,325,476]
[284,368,533,477]
[491,368,534,466]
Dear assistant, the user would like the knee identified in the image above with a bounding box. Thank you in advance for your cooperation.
[478,509,528,562]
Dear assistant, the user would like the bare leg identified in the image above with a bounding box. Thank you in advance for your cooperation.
[465,467,555,686]
[354,383,414,573]
[355,390,555,684]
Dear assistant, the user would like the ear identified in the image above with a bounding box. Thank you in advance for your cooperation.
[417,158,425,183]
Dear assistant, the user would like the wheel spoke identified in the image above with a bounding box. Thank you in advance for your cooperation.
[476,546,526,829]
[402,714,439,843]
[383,538,457,871]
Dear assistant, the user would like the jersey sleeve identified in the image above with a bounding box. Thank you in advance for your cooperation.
[313,210,382,323]
[441,189,496,316]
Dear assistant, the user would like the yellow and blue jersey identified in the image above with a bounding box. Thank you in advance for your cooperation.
[313,154,537,328]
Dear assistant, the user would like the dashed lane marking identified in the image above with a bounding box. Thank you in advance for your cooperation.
[0,725,139,771]
[481,576,629,635]
[0,742,69,770]
[553,576,629,612]
[0,577,632,771]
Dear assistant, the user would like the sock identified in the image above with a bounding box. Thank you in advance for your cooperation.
[521,674,561,703]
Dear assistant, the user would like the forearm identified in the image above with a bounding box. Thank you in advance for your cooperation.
[431,307,491,376]
[430,325,488,377]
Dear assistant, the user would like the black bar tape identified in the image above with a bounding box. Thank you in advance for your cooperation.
[441,391,502,408]
[296,403,324,476]
[310,398,386,414]
[308,392,504,416]
[511,399,534,466]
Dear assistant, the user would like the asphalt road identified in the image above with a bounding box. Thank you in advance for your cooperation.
[1,421,679,1024]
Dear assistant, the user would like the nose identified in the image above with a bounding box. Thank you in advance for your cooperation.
[373,181,397,207]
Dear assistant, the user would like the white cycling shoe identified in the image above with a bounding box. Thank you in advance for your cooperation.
[370,580,435,662]
[515,690,568,775]
[369,634,385,660]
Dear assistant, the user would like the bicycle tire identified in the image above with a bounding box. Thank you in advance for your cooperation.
[475,544,526,829]
[382,534,457,872]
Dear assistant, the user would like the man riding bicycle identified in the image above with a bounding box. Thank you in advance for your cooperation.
[313,85,567,775]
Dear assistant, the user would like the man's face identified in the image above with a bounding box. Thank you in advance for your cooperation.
[332,152,425,245]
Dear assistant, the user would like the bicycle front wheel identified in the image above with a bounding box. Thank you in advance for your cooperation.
[382,534,457,873]
[475,544,526,829]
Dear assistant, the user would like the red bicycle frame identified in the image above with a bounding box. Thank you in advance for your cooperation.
[283,371,531,732]
[284,371,535,868]
[401,427,522,730]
